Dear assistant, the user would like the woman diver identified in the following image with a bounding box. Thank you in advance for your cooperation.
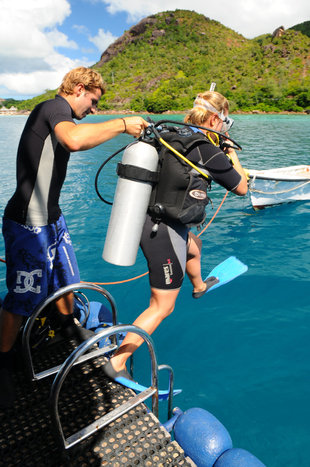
[103,90,248,382]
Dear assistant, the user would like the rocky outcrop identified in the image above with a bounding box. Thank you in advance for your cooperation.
[96,15,159,67]
[95,12,180,67]
[272,26,285,38]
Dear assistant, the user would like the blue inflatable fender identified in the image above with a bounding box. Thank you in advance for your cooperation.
[174,407,233,467]
[214,447,266,466]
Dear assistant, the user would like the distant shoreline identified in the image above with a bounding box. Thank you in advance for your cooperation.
[96,110,310,116]
[1,109,309,116]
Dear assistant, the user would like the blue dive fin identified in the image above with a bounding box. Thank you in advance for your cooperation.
[115,376,182,401]
[205,256,248,292]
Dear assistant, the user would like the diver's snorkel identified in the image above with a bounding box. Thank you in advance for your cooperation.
[209,82,216,92]
[208,81,235,147]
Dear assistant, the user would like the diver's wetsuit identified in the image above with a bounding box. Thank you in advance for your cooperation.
[140,140,241,290]
[2,96,80,317]
[5,95,74,225]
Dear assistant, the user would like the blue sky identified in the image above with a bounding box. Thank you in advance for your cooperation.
[0,0,309,99]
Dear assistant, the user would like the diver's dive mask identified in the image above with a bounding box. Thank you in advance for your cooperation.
[193,96,234,133]
[221,116,234,133]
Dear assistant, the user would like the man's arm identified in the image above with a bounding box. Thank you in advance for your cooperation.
[54,117,149,152]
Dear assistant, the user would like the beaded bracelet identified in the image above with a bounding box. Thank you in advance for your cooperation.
[121,118,127,133]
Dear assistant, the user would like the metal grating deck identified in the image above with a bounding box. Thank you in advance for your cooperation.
[0,335,195,467]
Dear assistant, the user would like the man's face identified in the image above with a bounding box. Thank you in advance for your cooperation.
[73,85,102,120]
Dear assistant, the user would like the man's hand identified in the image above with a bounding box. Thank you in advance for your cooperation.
[122,117,149,138]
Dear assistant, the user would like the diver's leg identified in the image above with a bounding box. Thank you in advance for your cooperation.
[0,309,23,407]
[186,232,218,296]
[107,287,180,373]
[186,232,206,293]
[0,308,23,352]
[51,215,89,338]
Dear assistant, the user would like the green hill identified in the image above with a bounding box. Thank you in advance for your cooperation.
[13,10,310,113]
[290,20,310,38]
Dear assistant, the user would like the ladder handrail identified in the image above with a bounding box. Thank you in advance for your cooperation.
[21,282,118,381]
[49,324,159,450]
[158,364,175,420]
[73,291,90,327]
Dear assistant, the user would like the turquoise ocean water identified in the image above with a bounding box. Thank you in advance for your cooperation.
[1,114,310,466]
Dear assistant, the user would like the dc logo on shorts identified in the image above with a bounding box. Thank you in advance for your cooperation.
[63,232,72,245]
[22,225,42,234]
[14,270,42,294]
[47,242,56,270]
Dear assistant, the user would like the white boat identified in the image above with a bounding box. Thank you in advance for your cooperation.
[247,165,310,209]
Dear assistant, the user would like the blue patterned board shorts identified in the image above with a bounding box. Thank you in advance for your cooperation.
[2,214,80,317]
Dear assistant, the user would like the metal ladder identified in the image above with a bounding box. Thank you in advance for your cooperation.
[22,282,118,381]
[21,282,176,451]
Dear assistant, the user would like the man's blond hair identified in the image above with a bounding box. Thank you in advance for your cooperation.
[58,67,105,95]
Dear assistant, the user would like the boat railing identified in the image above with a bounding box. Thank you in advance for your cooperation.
[49,324,159,450]
[21,282,178,451]
[157,364,175,419]
[73,290,91,327]
[21,282,118,381]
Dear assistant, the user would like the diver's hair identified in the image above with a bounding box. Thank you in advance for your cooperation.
[58,67,105,95]
[184,91,229,126]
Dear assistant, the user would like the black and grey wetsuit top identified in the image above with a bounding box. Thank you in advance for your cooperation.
[4,95,75,226]
[188,137,241,192]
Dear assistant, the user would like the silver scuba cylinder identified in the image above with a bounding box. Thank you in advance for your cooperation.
[102,140,159,266]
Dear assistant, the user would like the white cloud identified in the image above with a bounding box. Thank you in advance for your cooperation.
[100,0,310,38]
[46,29,78,49]
[0,0,85,97]
[73,24,89,35]
[0,55,92,97]
[0,0,72,57]
[89,28,118,51]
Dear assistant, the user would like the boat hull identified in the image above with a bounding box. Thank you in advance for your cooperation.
[248,165,310,209]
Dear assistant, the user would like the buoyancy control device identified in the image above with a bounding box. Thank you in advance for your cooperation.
[147,126,211,229]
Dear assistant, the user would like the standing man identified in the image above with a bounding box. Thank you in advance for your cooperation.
[0,66,149,408]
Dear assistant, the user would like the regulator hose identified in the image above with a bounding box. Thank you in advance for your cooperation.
[94,143,128,204]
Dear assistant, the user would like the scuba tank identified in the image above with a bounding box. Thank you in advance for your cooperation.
[102,140,159,266]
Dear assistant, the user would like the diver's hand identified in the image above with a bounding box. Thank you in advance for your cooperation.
[226,146,239,164]
[219,132,234,152]
[122,117,149,138]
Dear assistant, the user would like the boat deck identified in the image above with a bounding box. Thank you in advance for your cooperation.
[0,335,194,467]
